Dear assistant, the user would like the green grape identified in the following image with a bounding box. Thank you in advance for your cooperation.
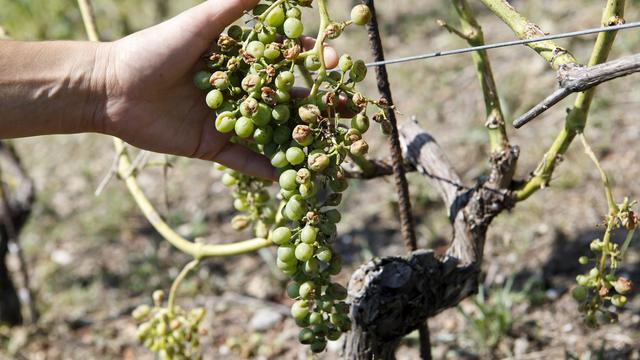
[273,125,291,144]
[283,18,304,39]
[215,112,236,133]
[264,44,281,60]
[246,40,265,59]
[286,7,302,19]
[258,26,277,43]
[233,198,249,211]
[222,173,238,187]
[253,126,273,144]
[272,227,292,245]
[205,89,224,109]
[277,246,297,263]
[612,294,627,307]
[299,281,315,299]
[291,300,310,321]
[193,70,212,90]
[304,54,321,71]
[271,150,290,168]
[251,102,272,126]
[298,328,314,344]
[316,247,332,263]
[310,339,327,353]
[234,116,254,138]
[309,312,323,325]
[279,169,298,190]
[287,282,301,299]
[275,71,295,90]
[272,104,291,124]
[339,54,353,73]
[295,243,314,262]
[285,195,306,220]
[351,4,372,25]
[265,6,286,27]
[299,182,316,198]
[351,112,370,133]
[301,225,318,244]
[286,147,305,165]
[276,89,291,103]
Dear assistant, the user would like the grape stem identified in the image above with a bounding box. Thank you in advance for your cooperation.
[308,0,331,97]
[167,259,201,315]
[243,0,288,50]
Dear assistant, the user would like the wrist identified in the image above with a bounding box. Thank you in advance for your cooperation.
[86,41,113,135]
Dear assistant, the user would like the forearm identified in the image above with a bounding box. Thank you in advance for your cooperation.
[0,40,108,138]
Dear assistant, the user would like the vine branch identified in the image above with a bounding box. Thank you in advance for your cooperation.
[450,0,509,152]
[514,52,640,127]
[515,0,626,201]
[478,0,577,69]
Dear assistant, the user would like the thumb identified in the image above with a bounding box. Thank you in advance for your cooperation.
[169,0,259,50]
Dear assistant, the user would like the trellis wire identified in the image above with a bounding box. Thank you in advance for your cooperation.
[365,21,640,67]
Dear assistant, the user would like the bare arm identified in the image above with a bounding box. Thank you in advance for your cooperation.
[0,40,107,137]
[0,0,282,180]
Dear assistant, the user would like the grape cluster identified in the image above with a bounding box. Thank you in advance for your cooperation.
[194,0,384,352]
[572,198,637,327]
[217,163,277,237]
[132,290,206,359]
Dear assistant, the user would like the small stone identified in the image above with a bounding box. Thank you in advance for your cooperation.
[514,338,529,356]
[562,323,573,333]
[545,288,559,300]
[249,309,283,332]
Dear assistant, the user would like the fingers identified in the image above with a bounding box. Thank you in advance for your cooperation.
[212,142,278,181]
[301,37,339,69]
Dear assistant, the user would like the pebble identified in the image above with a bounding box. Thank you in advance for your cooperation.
[514,338,529,356]
[249,309,282,332]
[563,323,574,333]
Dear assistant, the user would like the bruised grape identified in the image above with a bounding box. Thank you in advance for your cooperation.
[351,5,372,25]
[246,41,265,59]
[339,54,353,73]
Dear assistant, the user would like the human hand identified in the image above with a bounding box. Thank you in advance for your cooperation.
[96,0,338,180]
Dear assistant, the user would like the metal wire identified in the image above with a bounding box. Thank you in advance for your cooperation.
[365,21,640,67]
